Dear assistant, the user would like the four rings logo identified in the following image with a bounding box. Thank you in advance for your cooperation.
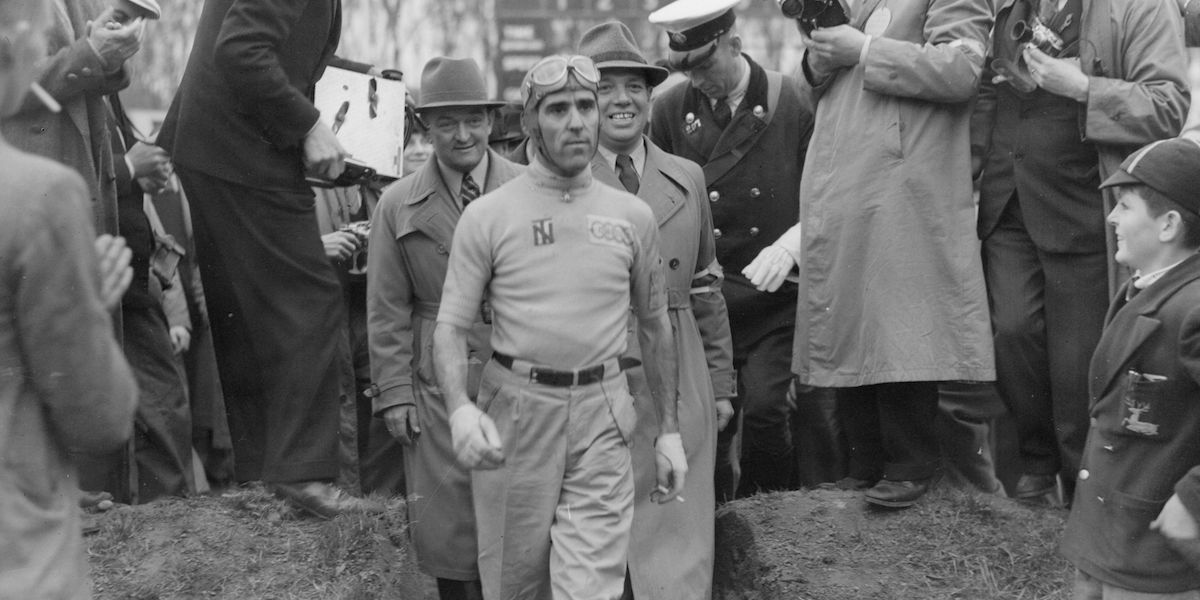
[587,215,635,249]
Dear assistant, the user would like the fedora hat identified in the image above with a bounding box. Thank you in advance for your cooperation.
[416,57,505,111]
[578,21,669,87]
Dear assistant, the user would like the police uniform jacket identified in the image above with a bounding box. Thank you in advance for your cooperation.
[793,0,995,387]
[1,0,128,235]
[1062,254,1200,593]
[592,140,734,600]
[366,149,522,579]
[650,55,813,347]
[974,0,1189,256]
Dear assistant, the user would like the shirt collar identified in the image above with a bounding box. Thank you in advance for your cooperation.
[597,138,647,178]
[1132,257,1191,291]
[436,152,490,205]
[712,55,751,114]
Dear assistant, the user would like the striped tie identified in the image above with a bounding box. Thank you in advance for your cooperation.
[460,173,481,207]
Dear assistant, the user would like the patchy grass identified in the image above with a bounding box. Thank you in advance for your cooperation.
[89,483,1071,599]
[714,486,1072,600]
[87,484,430,600]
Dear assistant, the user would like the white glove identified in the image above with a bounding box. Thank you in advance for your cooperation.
[652,432,688,504]
[449,403,504,469]
[743,244,797,292]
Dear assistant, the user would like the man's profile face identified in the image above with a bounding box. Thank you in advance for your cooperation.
[684,36,741,101]
[597,69,650,153]
[536,87,598,177]
[423,106,493,174]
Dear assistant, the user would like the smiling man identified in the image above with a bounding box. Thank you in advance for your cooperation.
[580,21,734,600]
[433,54,687,600]
[367,57,520,600]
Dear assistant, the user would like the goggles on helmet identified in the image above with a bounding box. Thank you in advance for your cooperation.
[521,55,601,110]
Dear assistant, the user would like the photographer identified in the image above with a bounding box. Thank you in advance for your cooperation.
[973,0,1189,505]
[746,0,997,509]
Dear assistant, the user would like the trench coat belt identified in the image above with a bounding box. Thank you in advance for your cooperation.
[666,288,693,311]
[413,300,439,320]
[492,352,634,387]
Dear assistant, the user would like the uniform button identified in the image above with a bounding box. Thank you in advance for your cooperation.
[81,67,92,76]
[436,244,448,254]
[713,228,722,239]
[1103,444,1114,452]
[709,191,720,202]
[1090,417,1098,427]
[749,227,760,236]
[67,73,78,81]
[750,188,761,198]
[1078,469,1090,481]
[668,258,680,270]
[1097,496,1104,504]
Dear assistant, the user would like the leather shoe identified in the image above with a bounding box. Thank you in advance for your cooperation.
[1014,473,1058,500]
[269,481,385,519]
[864,478,931,508]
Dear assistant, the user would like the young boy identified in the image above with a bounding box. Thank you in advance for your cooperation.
[1061,137,1200,598]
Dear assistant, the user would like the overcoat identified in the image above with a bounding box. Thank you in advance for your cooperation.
[592,141,735,600]
[1062,254,1200,593]
[0,148,136,600]
[649,56,812,348]
[973,0,1189,296]
[1,0,127,235]
[367,151,522,579]
[793,0,996,387]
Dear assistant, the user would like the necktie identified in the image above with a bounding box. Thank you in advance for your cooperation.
[460,173,481,207]
[713,99,733,130]
[615,154,640,195]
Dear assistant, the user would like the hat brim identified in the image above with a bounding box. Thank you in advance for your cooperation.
[667,42,718,71]
[416,100,507,111]
[595,60,670,87]
[1099,169,1142,190]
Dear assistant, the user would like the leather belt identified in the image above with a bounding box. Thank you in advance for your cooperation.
[493,352,625,387]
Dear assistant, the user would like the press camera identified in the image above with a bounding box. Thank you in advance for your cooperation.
[778,0,849,35]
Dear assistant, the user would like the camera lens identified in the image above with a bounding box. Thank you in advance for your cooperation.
[778,0,805,19]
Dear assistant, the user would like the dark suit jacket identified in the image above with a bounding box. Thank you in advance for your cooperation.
[158,0,341,192]
[2,0,129,235]
[1062,254,1200,592]
[650,55,813,346]
[974,0,1189,254]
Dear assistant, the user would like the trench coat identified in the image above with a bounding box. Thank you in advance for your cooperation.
[1062,255,1200,593]
[791,0,996,387]
[367,151,523,580]
[1,0,127,235]
[592,141,735,600]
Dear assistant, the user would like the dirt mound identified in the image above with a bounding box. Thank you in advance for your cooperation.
[87,485,428,599]
[714,486,1072,600]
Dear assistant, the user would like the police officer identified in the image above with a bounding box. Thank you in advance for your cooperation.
[434,55,688,600]
[649,0,832,499]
